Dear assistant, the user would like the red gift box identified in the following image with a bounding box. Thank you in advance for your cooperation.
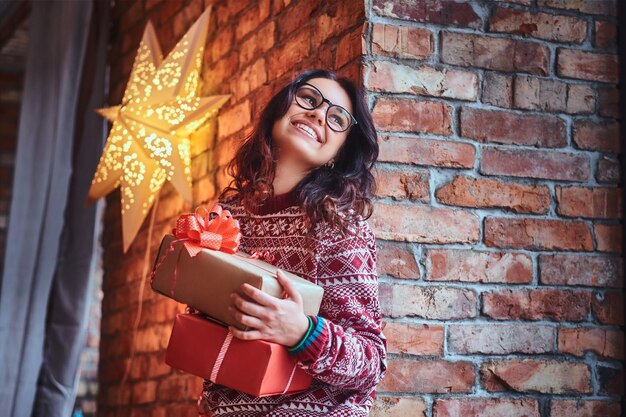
[165,313,313,397]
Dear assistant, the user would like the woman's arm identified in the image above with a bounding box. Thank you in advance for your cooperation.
[292,221,387,391]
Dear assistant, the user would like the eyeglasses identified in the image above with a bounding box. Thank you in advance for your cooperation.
[294,83,357,133]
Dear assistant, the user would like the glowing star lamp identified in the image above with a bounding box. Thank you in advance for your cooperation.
[88,7,230,252]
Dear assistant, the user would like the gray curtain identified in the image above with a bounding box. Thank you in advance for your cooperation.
[0,1,108,416]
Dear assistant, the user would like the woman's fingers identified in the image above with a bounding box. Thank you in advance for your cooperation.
[230,292,268,319]
[276,270,302,305]
[228,326,263,341]
[239,283,278,307]
[228,305,265,329]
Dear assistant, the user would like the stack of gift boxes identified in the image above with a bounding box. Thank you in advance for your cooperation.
[150,208,324,397]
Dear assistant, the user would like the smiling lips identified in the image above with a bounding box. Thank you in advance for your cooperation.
[292,121,323,143]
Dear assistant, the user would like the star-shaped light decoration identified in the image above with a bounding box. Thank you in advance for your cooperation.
[88,7,230,252]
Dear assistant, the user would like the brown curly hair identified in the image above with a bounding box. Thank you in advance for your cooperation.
[221,69,378,233]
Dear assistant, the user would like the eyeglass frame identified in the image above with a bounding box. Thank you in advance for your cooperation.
[293,82,358,133]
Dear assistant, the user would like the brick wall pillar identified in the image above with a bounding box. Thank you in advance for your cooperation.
[98,1,623,416]
[366,1,623,416]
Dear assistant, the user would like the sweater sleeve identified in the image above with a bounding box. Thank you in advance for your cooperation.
[292,221,387,391]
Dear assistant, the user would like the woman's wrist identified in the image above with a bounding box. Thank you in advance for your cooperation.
[288,315,313,351]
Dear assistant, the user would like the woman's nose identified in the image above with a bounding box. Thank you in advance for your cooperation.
[306,106,326,125]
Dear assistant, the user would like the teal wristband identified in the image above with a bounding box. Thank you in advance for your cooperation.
[288,315,313,352]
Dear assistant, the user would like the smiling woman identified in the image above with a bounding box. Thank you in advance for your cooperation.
[197,69,386,417]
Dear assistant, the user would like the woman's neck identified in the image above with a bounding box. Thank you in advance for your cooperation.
[272,159,309,195]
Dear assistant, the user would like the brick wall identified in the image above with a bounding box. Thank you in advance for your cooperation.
[99,0,365,416]
[366,1,623,416]
[98,0,623,416]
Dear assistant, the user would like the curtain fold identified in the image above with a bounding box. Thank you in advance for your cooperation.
[0,0,108,416]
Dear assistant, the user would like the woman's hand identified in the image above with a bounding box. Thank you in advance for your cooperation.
[228,270,310,347]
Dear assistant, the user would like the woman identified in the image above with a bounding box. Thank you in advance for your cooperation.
[199,69,386,416]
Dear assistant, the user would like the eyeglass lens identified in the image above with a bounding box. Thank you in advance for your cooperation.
[295,85,353,132]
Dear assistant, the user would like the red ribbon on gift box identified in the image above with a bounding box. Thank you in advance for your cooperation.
[150,204,241,296]
[175,204,240,257]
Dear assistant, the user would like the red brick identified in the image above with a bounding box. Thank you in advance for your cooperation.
[371,397,427,417]
[379,359,475,393]
[379,283,477,319]
[235,0,270,40]
[538,0,617,16]
[436,176,550,214]
[595,223,622,253]
[378,136,475,168]
[383,322,444,355]
[101,383,132,406]
[598,365,624,395]
[146,352,172,378]
[268,28,311,78]
[193,175,217,207]
[566,84,595,114]
[595,20,617,48]
[217,100,250,137]
[203,53,238,92]
[598,88,620,118]
[239,21,275,66]
[514,75,567,112]
[134,324,170,353]
[490,7,586,42]
[540,254,623,288]
[480,147,589,182]
[596,156,621,183]
[449,324,553,354]
[592,290,624,325]
[374,166,429,201]
[119,1,144,31]
[556,186,622,219]
[272,0,292,14]
[371,202,480,244]
[441,32,549,75]
[336,24,365,68]
[368,61,477,101]
[372,98,452,135]
[484,217,593,251]
[230,58,267,101]
[573,120,621,152]
[210,24,234,62]
[425,248,532,284]
[157,374,198,402]
[373,0,481,28]
[558,327,624,360]
[557,49,619,84]
[460,108,565,147]
[481,72,513,108]
[132,380,157,404]
[376,241,420,279]
[314,1,364,45]
[371,24,433,60]
[434,398,540,417]
[276,0,318,40]
[551,400,621,417]
[481,359,592,393]
[483,289,592,321]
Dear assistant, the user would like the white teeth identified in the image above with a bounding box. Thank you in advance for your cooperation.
[294,122,319,142]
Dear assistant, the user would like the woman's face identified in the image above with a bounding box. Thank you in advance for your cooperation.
[271,77,353,171]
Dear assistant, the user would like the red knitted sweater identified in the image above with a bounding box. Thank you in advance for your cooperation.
[198,192,387,416]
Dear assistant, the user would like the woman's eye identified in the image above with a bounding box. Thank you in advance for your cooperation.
[330,114,346,127]
[303,95,316,105]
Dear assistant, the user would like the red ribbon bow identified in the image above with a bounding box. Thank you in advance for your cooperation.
[173,204,241,257]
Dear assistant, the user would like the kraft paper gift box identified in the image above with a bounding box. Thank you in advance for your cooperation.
[151,234,324,330]
[165,313,313,397]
